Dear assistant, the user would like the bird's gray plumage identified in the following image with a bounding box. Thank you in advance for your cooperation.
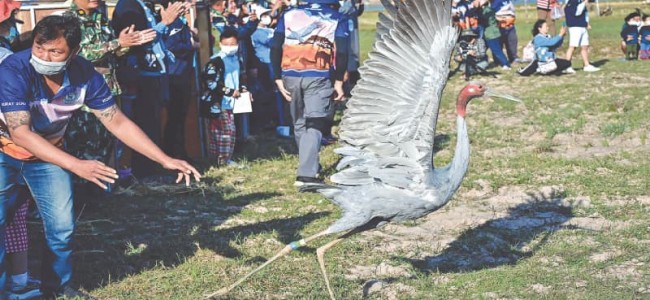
[211,2,472,297]
[309,0,463,235]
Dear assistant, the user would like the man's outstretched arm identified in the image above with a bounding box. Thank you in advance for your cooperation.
[91,104,201,186]
[5,110,119,189]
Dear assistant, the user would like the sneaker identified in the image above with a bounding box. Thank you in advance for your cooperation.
[501,65,511,70]
[562,67,576,74]
[225,160,244,169]
[294,176,323,187]
[321,135,338,146]
[583,65,600,72]
[7,280,42,300]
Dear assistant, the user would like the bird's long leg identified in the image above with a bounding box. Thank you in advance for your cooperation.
[317,237,345,300]
[206,230,331,299]
[316,229,363,300]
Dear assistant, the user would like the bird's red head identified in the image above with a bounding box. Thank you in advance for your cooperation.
[456,81,487,118]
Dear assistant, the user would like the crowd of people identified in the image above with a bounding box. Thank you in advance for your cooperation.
[453,0,607,77]
[620,9,650,60]
[205,0,362,184]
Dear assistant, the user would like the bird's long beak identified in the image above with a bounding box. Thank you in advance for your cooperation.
[485,88,522,103]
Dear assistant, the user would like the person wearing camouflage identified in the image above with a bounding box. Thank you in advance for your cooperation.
[64,0,155,191]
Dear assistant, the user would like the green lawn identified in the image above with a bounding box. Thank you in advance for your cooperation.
[29,3,650,299]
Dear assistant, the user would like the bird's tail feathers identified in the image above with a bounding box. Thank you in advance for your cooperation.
[298,183,340,194]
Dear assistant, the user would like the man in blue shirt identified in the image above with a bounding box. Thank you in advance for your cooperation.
[271,0,349,187]
[0,15,200,298]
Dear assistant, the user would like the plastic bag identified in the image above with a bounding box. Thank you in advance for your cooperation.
[551,4,564,20]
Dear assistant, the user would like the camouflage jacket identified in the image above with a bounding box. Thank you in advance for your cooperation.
[67,4,128,96]
[210,8,225,54]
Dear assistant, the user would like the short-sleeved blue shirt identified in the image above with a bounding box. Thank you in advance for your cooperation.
[0,49,114,160]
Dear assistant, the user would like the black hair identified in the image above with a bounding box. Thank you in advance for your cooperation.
[220,28,239,41]
[532,19,546,36]
[210,0,226,5]
[624,12,640,23]
[32,15,82,49]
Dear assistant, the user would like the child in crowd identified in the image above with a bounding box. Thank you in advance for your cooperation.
[452,0,473,29]
[201,29,249,166]
[621,13,641,60]
[620,12,641,57]
[640,15,650,60]
[479,0,511,69]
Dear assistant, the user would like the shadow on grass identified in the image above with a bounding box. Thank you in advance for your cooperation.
[591,59,609,68]
[28,191,329,291]
[405,190,575,274]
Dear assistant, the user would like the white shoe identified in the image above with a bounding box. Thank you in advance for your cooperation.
[562,67,576,74]
[501,65,511,70]
[583,65,600,72]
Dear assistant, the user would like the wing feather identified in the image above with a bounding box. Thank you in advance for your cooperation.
[334,0,457,188]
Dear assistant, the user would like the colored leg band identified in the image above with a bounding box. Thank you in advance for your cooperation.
[289,239,307,250]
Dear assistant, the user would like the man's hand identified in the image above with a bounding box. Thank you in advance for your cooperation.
[161,1,185,26]
[118,25,157,47]
[232,90,241,98]
[70,160,119,190]
[161,158,202,186]
[248,11,258,22]
[560,26,567,36]
[275,79,292,101]
[333,80,345,101]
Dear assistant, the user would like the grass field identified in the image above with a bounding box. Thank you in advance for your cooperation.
[29,3,650,299]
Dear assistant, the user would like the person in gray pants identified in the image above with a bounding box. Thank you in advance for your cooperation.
[270,0,349,187]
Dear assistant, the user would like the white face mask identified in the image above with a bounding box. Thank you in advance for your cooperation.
[30,53,74,76]
[220,45,239,56]
[261,16,272,26]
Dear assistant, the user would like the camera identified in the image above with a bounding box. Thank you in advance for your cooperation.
[458,40,476,59]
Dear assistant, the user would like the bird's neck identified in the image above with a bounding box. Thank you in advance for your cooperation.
[433,115,470,201]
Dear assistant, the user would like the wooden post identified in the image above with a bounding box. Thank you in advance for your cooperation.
[184,0,212,159]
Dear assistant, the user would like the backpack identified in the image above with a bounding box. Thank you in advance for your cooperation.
[522,40,536,62]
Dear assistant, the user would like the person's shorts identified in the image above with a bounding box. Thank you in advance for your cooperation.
[568,27,589,47]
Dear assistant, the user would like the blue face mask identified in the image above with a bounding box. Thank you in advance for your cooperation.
[0,21,18,44]
[5,26,18,43]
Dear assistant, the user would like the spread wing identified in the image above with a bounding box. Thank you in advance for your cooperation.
[332,0,457,188]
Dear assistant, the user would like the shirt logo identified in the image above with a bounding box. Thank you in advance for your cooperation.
[169,28,182,36]
[64,93,78,105]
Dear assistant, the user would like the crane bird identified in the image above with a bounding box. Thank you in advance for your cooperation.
[208,0,520,298]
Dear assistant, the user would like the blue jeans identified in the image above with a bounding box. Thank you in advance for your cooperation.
[0,153,74,296]
[486,37,511,67]
[500,26,519,63]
